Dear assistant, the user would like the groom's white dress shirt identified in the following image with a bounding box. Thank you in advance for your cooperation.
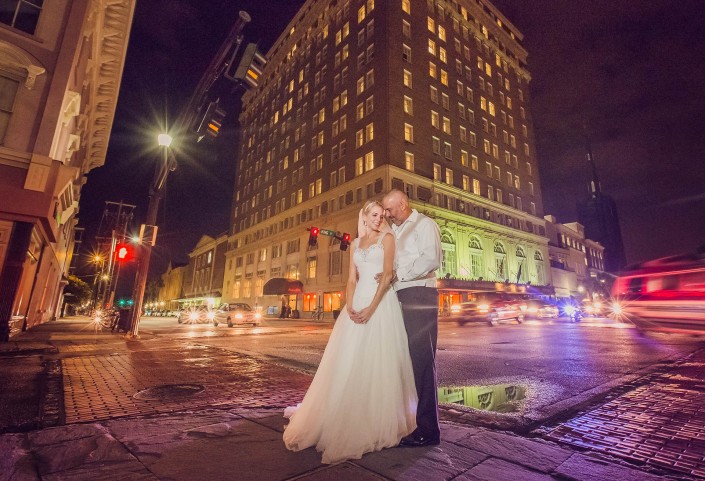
[391,209,442,291]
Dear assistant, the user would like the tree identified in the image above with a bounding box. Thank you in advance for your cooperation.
[145,278,165,304]
[63,275,92,306]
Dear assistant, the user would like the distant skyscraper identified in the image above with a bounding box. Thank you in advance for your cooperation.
[226,0,553,313]
[577,142,627,273]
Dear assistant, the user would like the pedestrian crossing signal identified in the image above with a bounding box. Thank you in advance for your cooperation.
[115,243,134,262]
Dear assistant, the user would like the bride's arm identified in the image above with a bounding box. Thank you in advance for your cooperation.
[345,241,359,317]
[356,233,395,323]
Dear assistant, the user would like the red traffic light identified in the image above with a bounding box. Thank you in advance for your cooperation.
[308,227,319,247]
[340,232,351,251]
[115,243,134,262]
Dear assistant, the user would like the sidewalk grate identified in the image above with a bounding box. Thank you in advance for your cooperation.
[62,344,311,424]
[547,364,705,479]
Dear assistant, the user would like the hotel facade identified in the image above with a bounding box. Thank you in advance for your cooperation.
[225,0,552,315]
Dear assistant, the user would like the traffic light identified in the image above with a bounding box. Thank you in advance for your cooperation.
[115,243,134,262]
[308,227,319,247]
[194,100,227,139]
[340,233,351,251]
[230,43,267,88]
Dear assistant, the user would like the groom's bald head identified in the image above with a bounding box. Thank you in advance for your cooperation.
[383,189,411,226]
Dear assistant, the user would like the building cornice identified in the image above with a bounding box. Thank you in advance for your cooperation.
[82,0,136,173]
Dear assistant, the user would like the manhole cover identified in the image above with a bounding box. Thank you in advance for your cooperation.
[134,384,205,401]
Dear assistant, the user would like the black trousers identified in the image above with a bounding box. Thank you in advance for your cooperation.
[397,286,440,439]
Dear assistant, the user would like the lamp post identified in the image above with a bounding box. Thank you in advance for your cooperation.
[127,133,173,338]
[90,254,104,312]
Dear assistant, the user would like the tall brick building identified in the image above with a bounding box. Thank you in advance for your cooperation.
[226,0,552,315]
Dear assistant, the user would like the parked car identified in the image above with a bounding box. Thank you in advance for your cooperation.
[519,299,560,319]
[178,305,214,324]
[213,303,262,327]
[449,298,524,326]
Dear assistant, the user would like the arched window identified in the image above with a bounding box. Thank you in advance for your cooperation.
[468,236,483,279]
[534,250,545,285]
[441,232,457,277]
[515,246,527,283]
[493,241,507,281]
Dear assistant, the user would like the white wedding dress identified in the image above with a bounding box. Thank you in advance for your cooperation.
[283,235,417,464]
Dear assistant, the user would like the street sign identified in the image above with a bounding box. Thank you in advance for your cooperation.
[319,229,337,236]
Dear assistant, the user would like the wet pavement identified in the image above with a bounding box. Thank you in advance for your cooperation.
[1,316,703,480]
[544,349,705,479]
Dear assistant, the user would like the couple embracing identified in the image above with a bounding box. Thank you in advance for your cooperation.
[283,189,443,464]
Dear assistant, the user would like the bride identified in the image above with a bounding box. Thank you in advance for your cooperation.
[283,200,418,464]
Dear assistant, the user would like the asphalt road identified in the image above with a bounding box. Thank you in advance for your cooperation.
[137,314,704,426]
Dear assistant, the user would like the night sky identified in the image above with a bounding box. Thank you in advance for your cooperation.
[78,0,705,282]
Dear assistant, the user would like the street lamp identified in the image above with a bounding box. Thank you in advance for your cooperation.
[127,133,175,338]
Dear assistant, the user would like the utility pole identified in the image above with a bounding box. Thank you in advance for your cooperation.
[127,11,253,338]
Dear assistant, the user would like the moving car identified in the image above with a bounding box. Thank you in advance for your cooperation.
[449,297,524,326]
[177,305,215,324]
[213,303,262,327]
[520,299,560,319]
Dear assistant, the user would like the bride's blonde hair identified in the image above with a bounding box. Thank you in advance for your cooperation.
[357,200,385,238]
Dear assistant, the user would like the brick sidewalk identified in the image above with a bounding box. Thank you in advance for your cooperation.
[546,349,705,479]
[60,340,311,423]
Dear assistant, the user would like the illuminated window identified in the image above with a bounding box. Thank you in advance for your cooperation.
[403,69,412,87]
[427,16,435,32]
[364,151,374,170]
[431,111,440,129]
[473,179,481,195]
[307,257,317,279]
[428,39,436,56]
[404,123,414,142]
[445,168,454,185]
[405,151,415,171]
[402,0,410,14]
[433,163,441,180]
[461,150,468,166]
[403,95,413,115]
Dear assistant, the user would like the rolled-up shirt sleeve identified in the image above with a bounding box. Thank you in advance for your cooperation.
[396,216,442,282]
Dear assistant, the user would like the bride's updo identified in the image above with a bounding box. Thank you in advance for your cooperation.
[357,200,385,238]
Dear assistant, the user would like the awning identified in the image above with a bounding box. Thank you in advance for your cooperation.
[263,278,303,295]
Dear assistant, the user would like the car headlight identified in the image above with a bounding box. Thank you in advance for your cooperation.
[450,304,461,314]
[235,313,243,319]
[611,302,623,315]
[206,312,215,320]
[189,312,198,320]
[564,305,576,316]
[478,303,489,312]
[254,313,262,319]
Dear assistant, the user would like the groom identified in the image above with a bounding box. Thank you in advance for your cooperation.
[383,189,443,447]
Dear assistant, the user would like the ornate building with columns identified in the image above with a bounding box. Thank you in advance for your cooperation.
[0,0,135,339]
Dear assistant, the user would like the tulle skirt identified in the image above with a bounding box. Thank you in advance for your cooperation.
[283,289,417,464]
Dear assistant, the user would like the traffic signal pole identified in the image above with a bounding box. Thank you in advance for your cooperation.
[127,11,252,339]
